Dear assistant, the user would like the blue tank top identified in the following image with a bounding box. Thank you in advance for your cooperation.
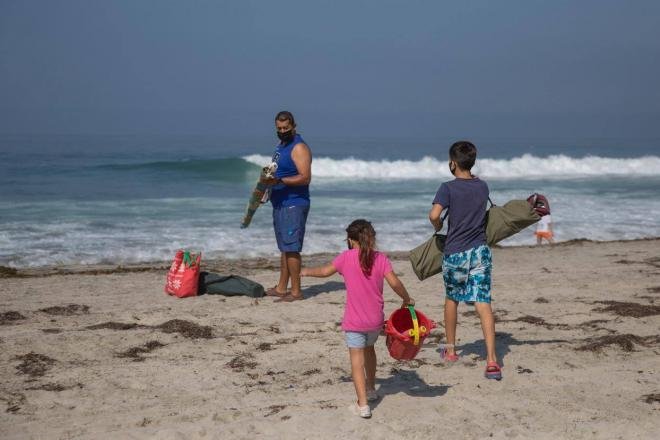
[270,133,311,208]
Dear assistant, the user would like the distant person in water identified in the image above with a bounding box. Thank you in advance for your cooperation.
[531,195,554,245]
[535,214,554,245]
[261,111,312,302]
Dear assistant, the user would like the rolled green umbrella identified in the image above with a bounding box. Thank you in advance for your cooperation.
[240,163,277,229]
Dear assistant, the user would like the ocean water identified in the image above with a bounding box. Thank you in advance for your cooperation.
[1,134,659,268]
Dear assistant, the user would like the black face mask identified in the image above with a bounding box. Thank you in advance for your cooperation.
[277,130,294,143]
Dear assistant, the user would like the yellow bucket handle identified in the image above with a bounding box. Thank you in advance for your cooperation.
[407,305,421,346]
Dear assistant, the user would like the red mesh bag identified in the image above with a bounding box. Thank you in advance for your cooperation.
[165,250,201,298]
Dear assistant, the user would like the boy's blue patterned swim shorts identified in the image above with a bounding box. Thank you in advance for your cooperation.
[442,244,492,303]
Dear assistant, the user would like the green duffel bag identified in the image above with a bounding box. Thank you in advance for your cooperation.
[486,199,540,246]
[409,233,447,281]
[198,272,265,298]
[409,198,540,280]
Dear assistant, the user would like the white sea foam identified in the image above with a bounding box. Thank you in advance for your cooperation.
[3,169,660,267]
[4,189,660,267]
[243,154,660,180]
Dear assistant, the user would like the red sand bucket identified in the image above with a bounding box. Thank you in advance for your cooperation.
[384,306,436,360]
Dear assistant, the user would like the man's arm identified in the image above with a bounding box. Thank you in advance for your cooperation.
[429,203,444,231]
[281,143,312,186]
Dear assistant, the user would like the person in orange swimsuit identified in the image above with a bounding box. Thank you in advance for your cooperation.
[535,213,554,245]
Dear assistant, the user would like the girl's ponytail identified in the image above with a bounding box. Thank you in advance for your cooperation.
[346,219,377,277]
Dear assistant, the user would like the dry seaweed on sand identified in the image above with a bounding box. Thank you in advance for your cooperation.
[86,322,146,331]
[0,266,22,278]
[156,319,214,339]
[577,319,613,331]
[0,311,26,325]
[576,334,660,352]
[25,382,84,392]
[256,342,273,351]
[14,352,56,377]
[264,404,287,417]
[275,337,298,345]
[593,301,660,318]
[318,400,337,409]
[1,392,26,413]
[268,325,281,334]
[226,353,258,372]
[499,314,570,330]
[556,238,592,246]
[85,319,213,338]
[39,304,89,316]
[642,393,660,404]
[511,315,547,325]
[116,340,166,361]
[644,256,660,268]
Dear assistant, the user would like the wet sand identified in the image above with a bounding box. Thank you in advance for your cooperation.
[1,238,659,439]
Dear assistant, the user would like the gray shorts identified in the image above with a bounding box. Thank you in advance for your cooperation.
[345,331,379,349]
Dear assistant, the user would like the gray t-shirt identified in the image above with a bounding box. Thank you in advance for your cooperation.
[433,177,489,255]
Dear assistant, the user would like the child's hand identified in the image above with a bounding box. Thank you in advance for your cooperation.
[402,297,415,308]
[300,268,308,277]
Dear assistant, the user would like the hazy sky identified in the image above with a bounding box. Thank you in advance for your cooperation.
[1,0,659,139]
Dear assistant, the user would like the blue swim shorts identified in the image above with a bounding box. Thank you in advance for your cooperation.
[442,244,492,304]
[273,205,310,253]
[345,331,380,349]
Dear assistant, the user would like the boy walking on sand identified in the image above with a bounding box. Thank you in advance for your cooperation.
[428,141,501,380]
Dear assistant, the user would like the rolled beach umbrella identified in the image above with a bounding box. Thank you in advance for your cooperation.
[240,163,277,228]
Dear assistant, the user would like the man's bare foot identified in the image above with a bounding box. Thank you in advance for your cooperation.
[265,287,289,297]
[275,293,303,302]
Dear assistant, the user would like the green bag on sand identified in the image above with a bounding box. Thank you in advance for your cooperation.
[198,272,265,298]
[486,199,541,246]
[409,199,540,281]
[409,233,447,281]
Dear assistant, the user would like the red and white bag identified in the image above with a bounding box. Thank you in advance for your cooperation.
[165,250,201,298]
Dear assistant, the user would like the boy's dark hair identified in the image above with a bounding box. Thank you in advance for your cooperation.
[346,219,376,277]
[449,141,477,171]
[275,110,296,127]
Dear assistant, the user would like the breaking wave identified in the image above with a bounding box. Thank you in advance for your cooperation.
[244,154,660,180]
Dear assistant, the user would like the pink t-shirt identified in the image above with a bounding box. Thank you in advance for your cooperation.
[332,249,393,332]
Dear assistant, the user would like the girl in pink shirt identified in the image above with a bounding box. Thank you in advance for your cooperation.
[301,219,414,418]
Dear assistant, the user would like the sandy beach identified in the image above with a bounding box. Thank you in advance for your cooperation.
[1,238,659,439]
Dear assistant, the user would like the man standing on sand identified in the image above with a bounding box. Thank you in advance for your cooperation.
[262,111,312,302]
